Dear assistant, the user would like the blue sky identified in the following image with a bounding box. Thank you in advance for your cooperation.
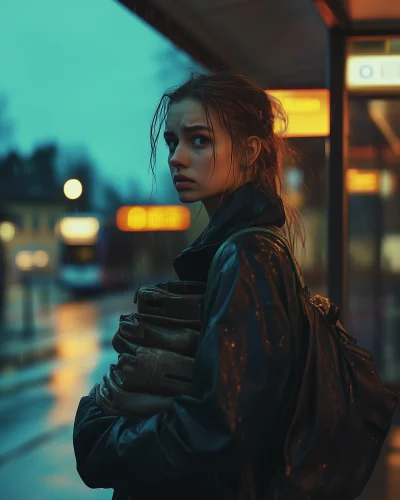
[0,0,202,202]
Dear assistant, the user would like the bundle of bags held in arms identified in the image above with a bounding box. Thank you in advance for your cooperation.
[95,280,207,418]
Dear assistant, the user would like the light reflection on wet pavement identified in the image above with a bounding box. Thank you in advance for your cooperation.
[0,352,114,499]
[0,292,132,499]
[0,292,399,499]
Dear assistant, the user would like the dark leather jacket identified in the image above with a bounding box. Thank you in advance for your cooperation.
[73,182,307,500]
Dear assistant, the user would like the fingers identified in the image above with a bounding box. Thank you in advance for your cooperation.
[117,347,195,397]
[113,312,200,357]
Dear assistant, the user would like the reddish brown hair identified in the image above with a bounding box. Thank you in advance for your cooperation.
[150,71,305,251]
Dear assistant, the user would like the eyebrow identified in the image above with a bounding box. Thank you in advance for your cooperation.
[163,125,212,138]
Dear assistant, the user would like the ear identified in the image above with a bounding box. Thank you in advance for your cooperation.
[243,136,262,166]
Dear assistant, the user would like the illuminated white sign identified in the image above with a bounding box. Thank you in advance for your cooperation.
[347,55,400,90]
[59,217,100,244]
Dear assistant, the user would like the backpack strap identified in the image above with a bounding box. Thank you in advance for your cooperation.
[250,227,306,293]
[206,227,306,310]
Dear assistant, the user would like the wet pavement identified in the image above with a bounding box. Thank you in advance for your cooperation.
[0,291,399,499]
[0,289,134,499]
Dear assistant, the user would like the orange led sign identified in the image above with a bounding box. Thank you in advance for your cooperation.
[347,169,379,194]
[116,205,191,232]
[267,89,330,138]
[346,169,397,196]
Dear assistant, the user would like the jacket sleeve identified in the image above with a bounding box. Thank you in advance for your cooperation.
[73,235,296,491]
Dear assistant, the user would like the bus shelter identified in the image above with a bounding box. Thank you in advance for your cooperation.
[120,0,400,384]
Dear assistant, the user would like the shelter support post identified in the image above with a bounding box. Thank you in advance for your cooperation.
[327,27,348,324]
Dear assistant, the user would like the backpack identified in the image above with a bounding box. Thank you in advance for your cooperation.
[205,226,398,500]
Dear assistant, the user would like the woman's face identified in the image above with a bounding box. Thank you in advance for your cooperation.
[164,98,247,216]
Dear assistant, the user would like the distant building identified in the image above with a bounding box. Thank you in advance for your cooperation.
[0,155,67,283]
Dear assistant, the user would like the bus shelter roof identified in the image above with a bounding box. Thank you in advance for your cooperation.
[119,0,400,90]
[120,0,328,89]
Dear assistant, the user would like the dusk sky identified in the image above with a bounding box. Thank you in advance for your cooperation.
[0,0,202,202]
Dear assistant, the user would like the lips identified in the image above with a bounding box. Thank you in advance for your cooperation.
[174,175,194,184]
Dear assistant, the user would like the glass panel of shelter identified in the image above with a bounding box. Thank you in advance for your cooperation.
[347,37,400,383]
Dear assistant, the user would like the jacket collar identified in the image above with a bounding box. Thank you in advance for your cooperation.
[173,182,286,281]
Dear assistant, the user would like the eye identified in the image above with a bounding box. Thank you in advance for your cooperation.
[192,135,210,147]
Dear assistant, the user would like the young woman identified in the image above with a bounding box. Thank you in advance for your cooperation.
[73,72,308,500]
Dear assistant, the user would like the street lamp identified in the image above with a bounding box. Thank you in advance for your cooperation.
[63,179,83,200]
[33,250,50,268]
[0,221,16,243]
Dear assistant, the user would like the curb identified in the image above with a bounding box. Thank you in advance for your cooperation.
[0,332,57,371]
[0,329,115,370]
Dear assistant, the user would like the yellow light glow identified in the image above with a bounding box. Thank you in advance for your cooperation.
[0,221,16,242]
[382,235,400,272]
[15,250,34,270]
[347,169,397,196]
[33,250,50,268]
[48,302,101,426]
[59,217,100,244]
[347,55,400,90]
[127,207,147,230]
[347,169,380,194]
[63,179,83,200]
[380,170,396,198]
[117,205,191,232]
[268,89,330,138]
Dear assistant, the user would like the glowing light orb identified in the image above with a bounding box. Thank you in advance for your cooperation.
[0,222,16,242]
[63,179,83,200]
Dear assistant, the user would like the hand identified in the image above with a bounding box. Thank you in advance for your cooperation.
[96,368,175,419]
[113,313,200,358]
[117,347,195,397]
[95,367,122,414]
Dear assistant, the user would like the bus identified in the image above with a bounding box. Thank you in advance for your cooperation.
[57,213,135,293]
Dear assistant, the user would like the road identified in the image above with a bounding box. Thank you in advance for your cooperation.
[0,290,133,500]
[0,292,399,499]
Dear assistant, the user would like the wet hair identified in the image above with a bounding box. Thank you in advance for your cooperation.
[149,71,305,251]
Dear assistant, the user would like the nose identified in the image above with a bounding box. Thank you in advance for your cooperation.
[169,143,190,170]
